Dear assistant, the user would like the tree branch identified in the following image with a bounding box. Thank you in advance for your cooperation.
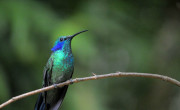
[0,72,180,109]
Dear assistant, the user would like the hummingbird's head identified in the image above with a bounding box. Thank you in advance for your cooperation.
[51,30,88,52]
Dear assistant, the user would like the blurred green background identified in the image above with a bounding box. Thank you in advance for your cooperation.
[0,0,180,110]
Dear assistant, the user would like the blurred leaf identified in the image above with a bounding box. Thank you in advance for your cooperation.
[0,65,10,103]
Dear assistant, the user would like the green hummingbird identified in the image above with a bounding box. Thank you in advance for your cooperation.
[34,30,88,110]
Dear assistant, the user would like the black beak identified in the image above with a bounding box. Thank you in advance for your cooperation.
[67,30,88,39]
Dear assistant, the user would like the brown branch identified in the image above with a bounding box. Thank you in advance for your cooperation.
[0,72,180,109]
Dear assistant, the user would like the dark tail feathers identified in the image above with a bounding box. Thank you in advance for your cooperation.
[34,93,45,110]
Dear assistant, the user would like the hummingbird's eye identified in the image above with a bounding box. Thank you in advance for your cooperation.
[59,38,64,42]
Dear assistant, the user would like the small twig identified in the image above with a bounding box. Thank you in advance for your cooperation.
[0,72,180,109]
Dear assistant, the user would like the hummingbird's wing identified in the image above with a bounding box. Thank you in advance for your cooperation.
[34,57,53,110]
[43,57,53,87]
[43,57,53,108]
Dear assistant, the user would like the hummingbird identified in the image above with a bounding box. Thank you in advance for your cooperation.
[34,30,88,110]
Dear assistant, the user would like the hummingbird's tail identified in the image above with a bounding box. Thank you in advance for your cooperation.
[34,85,68,110]
[34,93,45,110]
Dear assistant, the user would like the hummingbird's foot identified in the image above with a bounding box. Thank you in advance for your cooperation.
[69,79,73,84]
[53,84,58,88]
